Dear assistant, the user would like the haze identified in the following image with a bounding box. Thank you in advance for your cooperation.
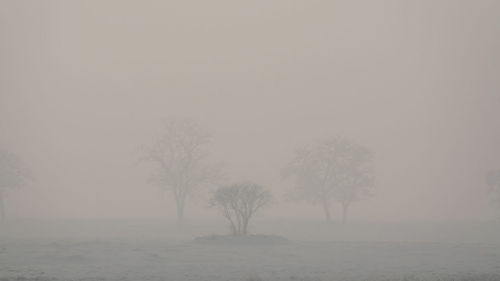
[1,0,499,222]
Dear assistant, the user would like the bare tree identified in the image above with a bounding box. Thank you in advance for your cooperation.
[210,182,272,235]
[486,169,500,208]
[141,119,220,224]
[283,137,374,223]
[0,148,31,220]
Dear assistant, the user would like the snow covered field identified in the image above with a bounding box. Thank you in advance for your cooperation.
[1,220,500,281]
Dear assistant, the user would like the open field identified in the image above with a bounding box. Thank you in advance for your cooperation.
[1,220,500,281]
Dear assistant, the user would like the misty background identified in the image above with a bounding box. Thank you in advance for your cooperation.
[1,0,500,222]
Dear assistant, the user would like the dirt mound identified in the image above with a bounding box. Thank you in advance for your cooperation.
[193,234,289,245]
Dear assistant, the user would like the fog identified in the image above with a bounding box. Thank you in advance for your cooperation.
[3,1,500,281]
[1,0,500,223]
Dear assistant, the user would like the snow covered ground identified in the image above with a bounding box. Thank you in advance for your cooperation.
[1,220,500,281]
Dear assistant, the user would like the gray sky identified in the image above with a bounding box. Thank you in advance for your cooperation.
[1,0,499,221]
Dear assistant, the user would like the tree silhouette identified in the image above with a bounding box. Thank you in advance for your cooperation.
[210,182,272,235]
[141,119,220,224]
[283,137,374,223]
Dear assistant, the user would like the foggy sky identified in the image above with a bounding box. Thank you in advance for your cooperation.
[1,0,499,221]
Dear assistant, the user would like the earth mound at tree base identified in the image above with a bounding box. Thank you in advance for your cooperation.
[193,234,289,245]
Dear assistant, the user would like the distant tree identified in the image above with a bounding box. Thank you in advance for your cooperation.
[141,119,220,224]
[283,138,374,223]
[209,182,272,235]
[486,169,500,207]
[0,148,31,220]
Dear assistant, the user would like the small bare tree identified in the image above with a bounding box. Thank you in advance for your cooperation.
[283,137,374,223]
[141,119,220,224]
[0,148,31,220]
[210,182,272,235]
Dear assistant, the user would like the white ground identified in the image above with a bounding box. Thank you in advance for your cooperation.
[1,220,500,281]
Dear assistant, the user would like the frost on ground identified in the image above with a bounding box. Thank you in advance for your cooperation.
[2,239,500,281]
[1,220,500,281]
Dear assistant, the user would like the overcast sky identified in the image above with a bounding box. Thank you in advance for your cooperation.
[1,0,499,221]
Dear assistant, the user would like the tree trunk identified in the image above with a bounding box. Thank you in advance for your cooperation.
[321,199,331,222]
[236,214,242,235]
[227,213,237,235]
[242,216,249,236]
[341,203,349,224]
[176,204,184,225]
[0,189,5,221]
[174,193,186,225]
[230,223,237,235]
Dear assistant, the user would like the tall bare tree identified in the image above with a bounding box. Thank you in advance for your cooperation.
[141,119,219,224]
[0,148,31,220]
[283,137,374,223]
[210,182,272,235]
